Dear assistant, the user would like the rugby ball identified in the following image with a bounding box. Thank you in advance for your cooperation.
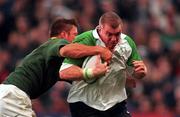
[82,55,102,83]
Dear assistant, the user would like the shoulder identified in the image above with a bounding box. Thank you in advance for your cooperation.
[47,39,69,49]
[121,33,137,48]
[52,39,69,44]
[74,30,94,42]
[45,39,69,56]
[76,30,93,38]
[73,30,96,46]
[121,33,134,43]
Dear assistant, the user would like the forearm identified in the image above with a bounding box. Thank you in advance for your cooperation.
[59,62,108,81]
[59,65,84,81]
[60,43,104,58]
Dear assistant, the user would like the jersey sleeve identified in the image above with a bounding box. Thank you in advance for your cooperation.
[47,39,69,57]
[63,31,96,67]
[126,36,142,66]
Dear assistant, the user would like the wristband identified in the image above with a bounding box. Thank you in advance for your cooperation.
[83,68,94,80]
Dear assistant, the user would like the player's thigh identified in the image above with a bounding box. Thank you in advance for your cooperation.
[0,84,36,117]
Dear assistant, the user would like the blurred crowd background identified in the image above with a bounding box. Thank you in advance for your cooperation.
[0,0,180,117]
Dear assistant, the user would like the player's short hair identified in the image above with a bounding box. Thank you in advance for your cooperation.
[50,18,78,37]
[99,12,122,29]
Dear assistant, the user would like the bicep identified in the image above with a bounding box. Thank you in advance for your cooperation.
[61,36,95,66]
[126,37,142,66]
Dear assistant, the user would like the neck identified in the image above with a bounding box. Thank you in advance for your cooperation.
[97,30,115,51]
[97,29,107,45]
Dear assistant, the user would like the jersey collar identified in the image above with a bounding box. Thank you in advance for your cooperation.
[92,29,106,47]
[50,37,58,40]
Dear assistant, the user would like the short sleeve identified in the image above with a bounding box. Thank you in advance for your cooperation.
[126,36,142,66]
[63,31,96,67]
[47,39,69,57]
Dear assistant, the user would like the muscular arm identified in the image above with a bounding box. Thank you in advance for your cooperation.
[60,43,112,62]
[59,62,108,81]
[60,65,83,81]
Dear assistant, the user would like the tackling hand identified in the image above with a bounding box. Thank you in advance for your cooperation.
[92,55,109,78]
[97,46,112,64]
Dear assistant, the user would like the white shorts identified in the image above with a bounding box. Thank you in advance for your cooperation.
[0,84,36,117]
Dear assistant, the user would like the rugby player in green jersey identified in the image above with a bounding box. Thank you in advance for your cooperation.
[60,12,147,117]
[0,18,112,116]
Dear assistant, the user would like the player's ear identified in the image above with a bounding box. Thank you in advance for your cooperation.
[97,24,103,30]
[60,31,68,38]
[61,31,66,36]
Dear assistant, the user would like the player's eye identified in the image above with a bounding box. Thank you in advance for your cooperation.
[107,33,113,37]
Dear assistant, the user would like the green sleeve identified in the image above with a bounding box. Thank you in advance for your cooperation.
[47,39,69,57]
[73,31,96,45]
[126,36,142,66]
[63,31,96,67]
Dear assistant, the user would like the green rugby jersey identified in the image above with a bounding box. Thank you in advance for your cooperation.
[63,30,141,67]
[3,38,69,99]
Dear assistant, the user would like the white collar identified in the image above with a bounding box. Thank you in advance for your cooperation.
[92,29,106,47]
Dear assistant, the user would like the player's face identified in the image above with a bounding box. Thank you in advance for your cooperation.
[66,25,78,42]
[99,24,122,51]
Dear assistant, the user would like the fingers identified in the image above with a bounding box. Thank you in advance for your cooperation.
[96,62,110,75]
[134,65,146,73]
[132,60,144,67]
[105,64,110,73]
[133,61,146,70]
[132,60,147,79]
[103,62,107,66]
[100,62,109,73]
[95,55,102,65]
[100,47,112,62]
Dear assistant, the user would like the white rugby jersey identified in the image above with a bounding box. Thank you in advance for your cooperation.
[60,29,141,110]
